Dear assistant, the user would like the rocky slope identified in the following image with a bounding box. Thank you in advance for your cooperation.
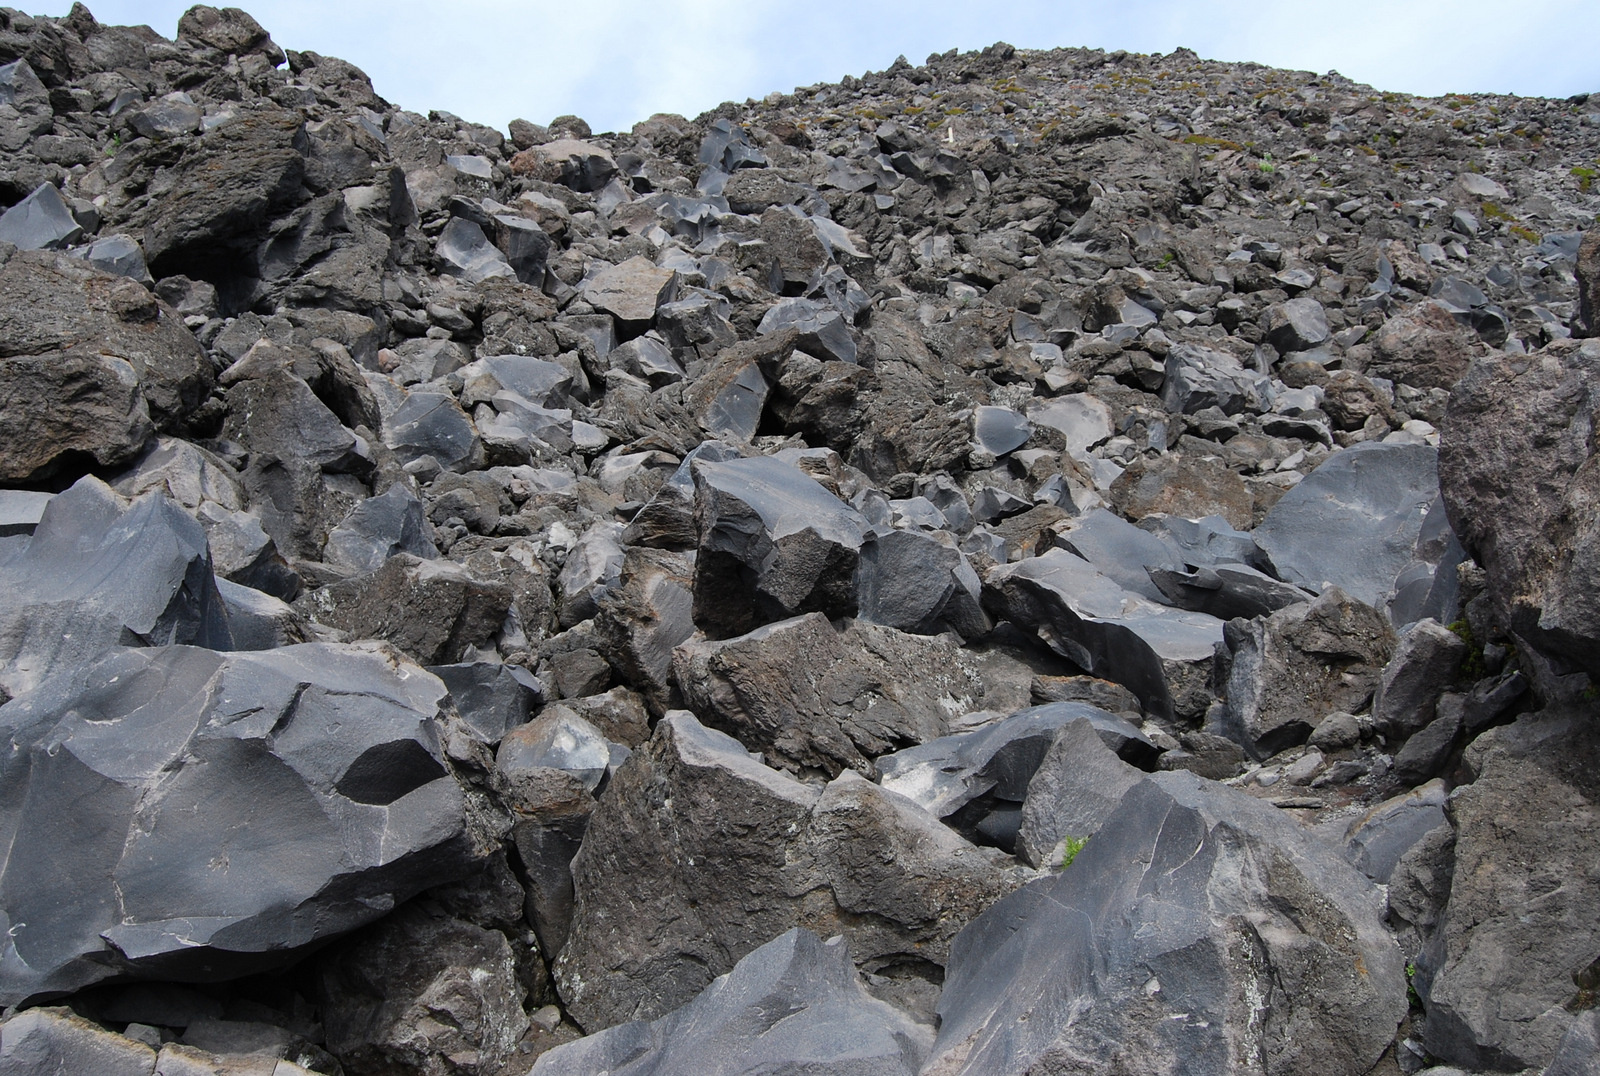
[1,4,1599,1075]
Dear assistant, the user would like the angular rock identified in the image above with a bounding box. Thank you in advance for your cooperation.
[552,712,1014,1031]
[986,548,1225,721]
[756,298,857,365]
[1108,452,1254,531]
[1027,394,1114,456]
[297,554,511,665]
[857,527,988,639]
[1149,562,1314,620]
[971,406,1030,457]
[690,455,868,638]
[436,218,515,284]
[581,256,677,324]
[496,710,612,793]
[1369,301,1481,390]
[674,613,990,777]
[1371,618,1468,738]
[0,1007,155,1076]
[0,182,82,250]
[1162,342,1270,415]
[0,643,477,1004]
[1265,296,1331,352]
[0,477,231,699]
[1439,339,1600,676]
[318,904,529,1076]
[384,389,484,473]
[1014,716,1146,868]
[593,547,696,714]
[322,484,436,575]
[1255,441,1441,609]
[428,661,540,744]
[1343,780,1450,885]
[1215,586,1396,759]
[531,929,930,1076]
[925,771,1406,1076]
[1420,707,1600,1071]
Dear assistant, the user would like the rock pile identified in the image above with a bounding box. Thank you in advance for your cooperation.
[0,4,1598,1074]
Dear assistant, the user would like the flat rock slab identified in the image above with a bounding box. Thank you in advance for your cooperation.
[581,256,677,323]
[532,929,930,1076]
[1255,441,1441,609]
[0,643,476,1004]
[986,548,1224,721]
[925,770,1406,1076]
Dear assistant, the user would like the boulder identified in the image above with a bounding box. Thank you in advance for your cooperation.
[1255,441,1441,609]
[857,527,989,639]
[551,712,1015,1031]
[1215,586,1396,759]
[1419,707,1600,1071]
[1369,300,1481,390]
[383,389,484,473]
[689,455,868,638]
[1108,453,1254,531]
[924,771,1406,1076]
[581,256,677,324]
[1265,296,1331,352]
[1148,562,1315,620]
[322,484,437,575]
[0,477,231,700]
[985,547,1225,721]
[0,182,82,250]
[317,904,529,1076]
[531,929,930,1076]
[1438,339,1600,676]
[1014,715,1147,868]
[1578,228,1600,338]
[1370,618,1468,738]
[0,643,479,1004]
[673,613,989,777]
[1161,342,1270,415]
[428,661,540,744]
[0,1007,156,1076]
[296,554,511,666]
[593,547,696,714]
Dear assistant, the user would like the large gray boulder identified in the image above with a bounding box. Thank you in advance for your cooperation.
[1215,586,1397,758]
[551,712,1016,1032]
[986,547,1225,721]
[674,613,990,777]
[856,527,989,638]
[690,455,868,638]
[0,477,232,700]
[0,1007,156,1076]
[532,929,931,1076]
[1255,441,1441,609]
[1439,339,1600,676]
[1419,707,1600,1071]
[0,643,480,1005]
[1014,715,1147,868]
[924,770,1407,1076]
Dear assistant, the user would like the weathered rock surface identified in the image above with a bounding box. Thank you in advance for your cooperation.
[552,712,1015,1032]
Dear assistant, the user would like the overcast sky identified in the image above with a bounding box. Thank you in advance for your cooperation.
[31,1,1600,135]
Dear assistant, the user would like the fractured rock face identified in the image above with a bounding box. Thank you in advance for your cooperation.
[0,643,479,1005]
[551,712,1016,1032]
[689,455,868,638]
[925,771,1407,1076]
[532,929,931,1076]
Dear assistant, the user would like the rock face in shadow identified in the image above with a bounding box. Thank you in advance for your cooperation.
[0,642,480,1005]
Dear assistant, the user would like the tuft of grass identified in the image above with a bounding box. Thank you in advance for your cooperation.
[1057,835,1090,871]
[1573,166,1597,193]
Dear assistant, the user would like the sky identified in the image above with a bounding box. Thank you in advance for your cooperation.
[29,1,1600,136]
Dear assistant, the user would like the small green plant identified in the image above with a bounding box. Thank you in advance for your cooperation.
[1573,166,1597,193]
[1447,619,1489,680]
[1057,835,1090,870]
[1406,963,1421,1008]
[1259,154,1276,173]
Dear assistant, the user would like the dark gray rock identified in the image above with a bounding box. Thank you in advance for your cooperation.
[1342,780,1450,885]
[497,758,594,959]
[297,554,511,666]
[384,389,484,473]
[1439,339,1600,677]
[1371,618,1468,739]
[555,522,624,629]
[1013,715,1146,868]
[0,1007,156,1076]
[857,527,988,639]
[756,298,856,365]
[0,643,478,1004]
[1161,342,1270,415]
[460,355,573,410]
[0,59,53,154]
[1138,513,1264,570]
[1255,442,1441,608]
[1215,586,1396,759]
[436,217,516,283]
[323,484,437,575]
[1266,296,1332,352]
[1109,453,1256,532]
[497,710,612,793]
[972,406,1031,457]
[1546,1010,1600,1076]
[552,712,1015,1031]
[582,256,677,324]
[1420,707,1600,1070]
[0,477,231,700]
[215,578,307,651]
[126,92,201,140]
[878,702,1156,852]
[1049,508,1183,603]
[689,455,868,638]
[531,929,930,1076]
[0,183,82,251]
[1149,562,1315,620]
[986,548,1225,721]
[674,613,991,777]
[72,233,152,284]
[924,770,1406,1076]
[318,903,529,1076]
[0,491,50,538]
[593,547,696,714]
[429,661,540,744]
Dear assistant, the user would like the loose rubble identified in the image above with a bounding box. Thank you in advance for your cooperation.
[0,5,1597,1075]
